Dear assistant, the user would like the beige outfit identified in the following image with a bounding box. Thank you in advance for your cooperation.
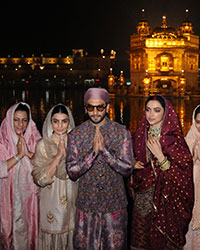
[184,105,200,250]
[32,104,78,250]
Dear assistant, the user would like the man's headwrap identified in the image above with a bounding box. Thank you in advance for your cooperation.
[84,88,110,104]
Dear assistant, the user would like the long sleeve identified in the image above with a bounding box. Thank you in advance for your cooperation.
[101,129,134,177]
[0,160,8,179]
[32,140,54,187]
[66,133,98,181]
[0,143,9,179]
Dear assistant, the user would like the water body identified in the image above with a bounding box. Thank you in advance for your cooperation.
[0,87,199,136]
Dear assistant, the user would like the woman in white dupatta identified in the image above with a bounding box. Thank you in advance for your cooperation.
[32,104,78,250]
[184,105,200,250]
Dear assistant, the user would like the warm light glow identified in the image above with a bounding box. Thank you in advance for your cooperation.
[40,65,45,70]
[146,39,185,47]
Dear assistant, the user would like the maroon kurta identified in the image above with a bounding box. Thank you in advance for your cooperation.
[128,97,194,249]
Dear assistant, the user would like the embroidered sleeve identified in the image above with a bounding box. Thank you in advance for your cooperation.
[66,133,98,181]
[101,129,134,177]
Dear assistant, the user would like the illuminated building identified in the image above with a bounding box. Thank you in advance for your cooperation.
[129,9,199,96]
[0,49,116,86]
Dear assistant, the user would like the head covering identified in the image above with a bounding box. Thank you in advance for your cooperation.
[131,96,193,248]
[185,104,200,153]
[0,102,41,158]
[32,104,75,180]
[42,103,75,139]
[84,88,110,104]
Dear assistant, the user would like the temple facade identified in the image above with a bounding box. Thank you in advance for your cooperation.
[129,10,199,96]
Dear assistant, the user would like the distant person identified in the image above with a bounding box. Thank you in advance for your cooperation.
[184,105,200,250]
[0,103,41,250]
[128,95,194,250]
[66,88,134,250]
[32,104,78,250]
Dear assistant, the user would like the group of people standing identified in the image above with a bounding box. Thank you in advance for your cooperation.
[0,87,199,250]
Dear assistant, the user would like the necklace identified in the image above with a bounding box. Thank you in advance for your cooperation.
[148,125,161,138]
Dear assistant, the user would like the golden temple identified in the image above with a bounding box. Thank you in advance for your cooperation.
[129,9,199,96]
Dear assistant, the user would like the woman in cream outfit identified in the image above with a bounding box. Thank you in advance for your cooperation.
[32,104,78,250]
[184,105,200,250]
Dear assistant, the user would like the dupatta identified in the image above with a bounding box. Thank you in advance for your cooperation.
[185,104,200,230]
[185,104,200,154]
[0,102,41,250]
[131,97,194,248]
[32,103,75,181]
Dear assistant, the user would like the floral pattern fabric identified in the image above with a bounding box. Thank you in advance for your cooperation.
[66,117,134,213]
[73,209,127,250]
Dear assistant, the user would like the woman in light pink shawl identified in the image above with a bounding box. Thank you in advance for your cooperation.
[184,104,200,250]
[0,102,41,250]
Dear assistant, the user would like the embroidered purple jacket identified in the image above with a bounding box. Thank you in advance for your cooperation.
[66,117,134,213]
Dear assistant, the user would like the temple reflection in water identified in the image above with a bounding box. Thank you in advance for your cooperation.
[0,88,198,137]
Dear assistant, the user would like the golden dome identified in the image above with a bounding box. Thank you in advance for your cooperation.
[152,16,177,39]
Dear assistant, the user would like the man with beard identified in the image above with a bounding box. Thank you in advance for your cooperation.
[66,88,134,250]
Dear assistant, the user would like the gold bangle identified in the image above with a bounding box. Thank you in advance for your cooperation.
[160,158,170,171]
[159,157,167,165]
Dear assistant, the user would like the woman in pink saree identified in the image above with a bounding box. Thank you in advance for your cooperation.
[0,103,41,250]
[128,95,194,250]
[184,105,200,250]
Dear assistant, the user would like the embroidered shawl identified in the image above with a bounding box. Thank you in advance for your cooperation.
[130,97,194,248]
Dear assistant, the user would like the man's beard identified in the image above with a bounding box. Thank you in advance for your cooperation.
[88,112,107,124]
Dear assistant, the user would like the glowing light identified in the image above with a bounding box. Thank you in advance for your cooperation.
[40,65,45,70]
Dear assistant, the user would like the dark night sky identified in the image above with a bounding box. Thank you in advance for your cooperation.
[0,1,199,57]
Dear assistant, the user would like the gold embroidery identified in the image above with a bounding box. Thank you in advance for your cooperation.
[47,211,54,223]
[162,193,168,200]
[135,188,154,217]
[60,195,67,206]
[156,226,182,249]
[151,159,157,178]
[151,200,158,212]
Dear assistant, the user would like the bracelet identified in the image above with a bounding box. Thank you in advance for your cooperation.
[14,154,20,162]
[159,157,167,165]
[159,157,170,171]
